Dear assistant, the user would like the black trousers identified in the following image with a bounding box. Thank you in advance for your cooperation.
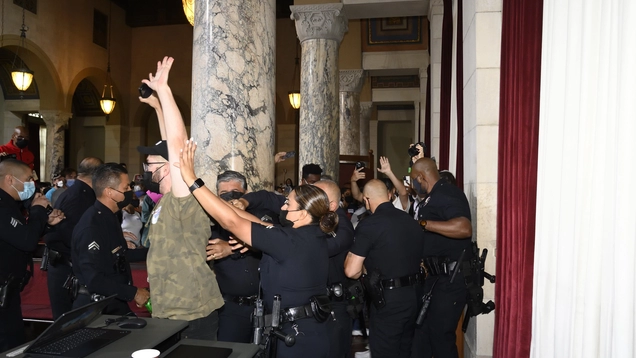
[411,275,467,358]
[218,301,253,343]
[0,292,25,352]
[182,310,219,341]
[369,285,419,358]
[326,302,353,358]
[47,263,74,320]
[275,319,329,358]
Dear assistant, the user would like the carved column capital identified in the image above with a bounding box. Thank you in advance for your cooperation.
[40,110,72,128]
[290,3,348,44]
[339,70,366,93]
[429,0,444,19]
[360,102,373,113]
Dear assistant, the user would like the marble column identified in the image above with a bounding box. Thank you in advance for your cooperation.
[191,0,276,191]
[359,102,372,155]
[428,0,444,162]
[40,110,72,181]
[419,67,428,143]
[339,70,365,155]
[291,4,347,181]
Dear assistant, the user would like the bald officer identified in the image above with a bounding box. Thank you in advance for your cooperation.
[345,179,423,358]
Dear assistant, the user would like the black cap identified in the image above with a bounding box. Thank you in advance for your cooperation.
[137,140,168,160]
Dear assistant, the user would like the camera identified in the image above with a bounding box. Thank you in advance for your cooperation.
[0,153,17,162]
[138,83,153,98]
[408,142,427,157]
[355,161,365,170]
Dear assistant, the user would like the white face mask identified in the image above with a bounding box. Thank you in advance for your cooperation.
[12,176,36,201]
[57,181,64,187]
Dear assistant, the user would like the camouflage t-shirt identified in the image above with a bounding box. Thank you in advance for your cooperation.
[146,191,224,320]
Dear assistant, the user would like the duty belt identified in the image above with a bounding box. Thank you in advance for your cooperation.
[223,294,258,306]
[423,256,459,277]
[381,273,423,290]
[50,249,73,267]
[264,303,314,325]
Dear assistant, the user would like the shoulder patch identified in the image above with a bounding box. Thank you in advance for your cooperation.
[88,241,100,251]
[10,217,22,227]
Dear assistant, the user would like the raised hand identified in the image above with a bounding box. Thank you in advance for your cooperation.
[351,167,366,182]
[139,92,160,109]
[142,56,174,92]
[377,156,392,174]
[177,138,197,187]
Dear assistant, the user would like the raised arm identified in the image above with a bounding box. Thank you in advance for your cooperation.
[377,156,409,210]
[350,168,365,202]
[142,56,189,197]
[139,93,166,140]
[177,139,256,245]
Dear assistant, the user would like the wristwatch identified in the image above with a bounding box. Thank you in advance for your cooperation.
[189,178,205,193]
[419,220,427,230]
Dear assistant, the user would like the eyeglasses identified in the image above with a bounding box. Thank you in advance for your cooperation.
[143,162,167,172]
[16,136,28,140]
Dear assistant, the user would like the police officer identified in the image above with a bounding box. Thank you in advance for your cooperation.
[178,139,338,358]
[71,163,149,314]
[44,157,103,319]
[345,179,423,358]
[410,158,472,358]
[236,178,355,357]
[206,170,272,343]
[0,159,64,351]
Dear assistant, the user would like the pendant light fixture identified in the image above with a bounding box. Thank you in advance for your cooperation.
[288,39,301,110]
[182,0,194,26]
[10,0,34,92]
[100,1,116,116]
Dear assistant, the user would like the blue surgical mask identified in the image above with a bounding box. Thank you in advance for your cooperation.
[66,179,76,187]
[12,176,36,201]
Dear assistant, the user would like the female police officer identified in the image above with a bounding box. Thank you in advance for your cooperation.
[177,139,338,357]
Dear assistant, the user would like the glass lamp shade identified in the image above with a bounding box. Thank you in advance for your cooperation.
[288,91,301,110]
[100,84,117,115]
[182,0,195,26]
[100,97,116,115]
[11,69,34,91]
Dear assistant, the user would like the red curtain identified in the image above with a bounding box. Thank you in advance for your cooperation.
[493,0,543,357]
[455,0,464,189]
[438,0,453,170]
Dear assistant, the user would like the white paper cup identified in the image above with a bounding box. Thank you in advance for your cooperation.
[131,349,160,358]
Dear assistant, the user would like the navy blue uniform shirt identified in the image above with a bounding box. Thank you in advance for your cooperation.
[0,188,48,280]
[350,202,423,280]
[45,179,96,258]
[71,200,136,302]
[416,180,472,261]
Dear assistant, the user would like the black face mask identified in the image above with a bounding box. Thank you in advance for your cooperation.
[142,171,161,194]
[278,210,297,227]
[16,139,29,149]
[131,198,140,208]
[111,189,134,210]
[344,195,354,204]
[219,190,244,202]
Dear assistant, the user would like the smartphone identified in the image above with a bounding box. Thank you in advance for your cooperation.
[355,161,366,170]
[138,83,153,98]
[283,151,296,159]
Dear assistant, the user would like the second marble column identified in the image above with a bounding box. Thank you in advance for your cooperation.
[41,110,72,181]
[339,70,365,155]
[191,0,276,191]
[291,4,347,181]
[360,102,372,155]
